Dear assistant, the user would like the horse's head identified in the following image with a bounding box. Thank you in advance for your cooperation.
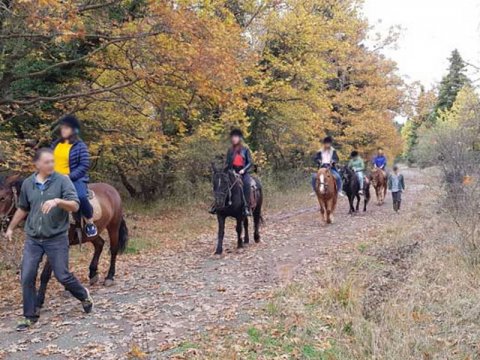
[371,168,384,187]
[0,175,22,225]
[340,166,355,184]
[211,163,233,209]
[317,168,334,195]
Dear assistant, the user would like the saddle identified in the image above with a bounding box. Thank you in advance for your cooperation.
[233,174,260,210]
[70,188,102,224]
[88,189,103,222]
[249,178,260,210]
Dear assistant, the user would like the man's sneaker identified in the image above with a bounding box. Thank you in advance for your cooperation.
[85,223,98,238]
[359,190,364,195]
[309,192,316,196]
[82,288,94,314]
[338,191,346,197]
[243,208,252,217]
[16,318,37,332]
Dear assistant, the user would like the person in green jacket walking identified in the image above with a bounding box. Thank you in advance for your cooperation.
[348,151,366,195]
[387,165,405,212]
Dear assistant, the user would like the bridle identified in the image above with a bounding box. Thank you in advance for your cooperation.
[317,168,331,191]
[213,171,242,209]
[0,186,18,231]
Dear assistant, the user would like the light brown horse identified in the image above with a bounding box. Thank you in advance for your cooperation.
[0,177,128,307]
[371,168,387,205]
[315,168,338,224]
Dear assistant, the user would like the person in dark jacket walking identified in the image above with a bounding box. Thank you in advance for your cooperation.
[387,164,405,212]
[4,148,94,331]
[52,115,97,237]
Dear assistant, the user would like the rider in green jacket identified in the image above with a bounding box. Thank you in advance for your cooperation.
[348,151,365,195]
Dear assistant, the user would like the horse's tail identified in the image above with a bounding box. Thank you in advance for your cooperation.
[118,217,129,254]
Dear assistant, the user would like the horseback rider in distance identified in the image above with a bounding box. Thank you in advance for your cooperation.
[210,129,254,216]
[311,136,343,196]
[372,147,387,170]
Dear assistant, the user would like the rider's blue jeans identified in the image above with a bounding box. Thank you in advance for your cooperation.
[73,180,93,219]
[356,171,364,189]
[21,235,88,319]
[311,169,342,193]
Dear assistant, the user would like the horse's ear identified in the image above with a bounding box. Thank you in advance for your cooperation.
[5,174,21,186]
[211,162,218,173]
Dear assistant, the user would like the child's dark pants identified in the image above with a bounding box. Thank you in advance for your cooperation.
[392,191,402,212]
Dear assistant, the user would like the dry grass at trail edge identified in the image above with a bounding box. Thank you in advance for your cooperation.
[170,168,480,360]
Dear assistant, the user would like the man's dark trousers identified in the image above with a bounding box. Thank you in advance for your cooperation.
[21,235,87,320]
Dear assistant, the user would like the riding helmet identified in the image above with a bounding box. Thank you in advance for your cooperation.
[323,136,333,144]
[59,114,81,132]
[351,150,359,158]
[230,128,243,138]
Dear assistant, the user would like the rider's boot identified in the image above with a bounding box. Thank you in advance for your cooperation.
[209,205,217,215]
[85,220,98,238]
[243,206,252,217]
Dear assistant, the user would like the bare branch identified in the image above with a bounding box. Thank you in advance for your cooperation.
[0,79,140,106]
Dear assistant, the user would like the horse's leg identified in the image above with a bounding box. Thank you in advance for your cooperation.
[319,201,326,223]
[355,194,360,212]
[348,194,355,214]
[253,205,261,243]
[326,200,332,224]
[383,185,387,204]
[243,217,250,245]
[236,217,244,249]
[105,223,119,286]
[215,215,226,255]
[89,236,105,286]
[364,187,370,212]
[37,260,53,310]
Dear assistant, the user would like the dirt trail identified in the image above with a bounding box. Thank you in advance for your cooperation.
[0,167,425,359]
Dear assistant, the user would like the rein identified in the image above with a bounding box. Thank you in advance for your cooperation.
[215,172,242,209]
[1,187,18,231]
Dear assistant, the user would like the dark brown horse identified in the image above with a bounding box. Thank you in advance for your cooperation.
[371,168,387,205]
[0,176,128,307]
[211,166,263,255]
[315,167,338,224]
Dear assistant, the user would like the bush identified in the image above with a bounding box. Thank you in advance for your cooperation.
[414,88,480,266]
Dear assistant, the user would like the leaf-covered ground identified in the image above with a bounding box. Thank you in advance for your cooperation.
[0,167,429,359]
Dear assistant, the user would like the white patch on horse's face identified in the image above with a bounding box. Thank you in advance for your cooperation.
[320,173,325,194]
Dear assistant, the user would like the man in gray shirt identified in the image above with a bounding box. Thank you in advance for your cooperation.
[5,148,93,331]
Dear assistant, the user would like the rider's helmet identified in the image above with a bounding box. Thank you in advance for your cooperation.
[230,128,243,138]
[350,150,359,158]
[322,136,333,144]
[59,114,81,134]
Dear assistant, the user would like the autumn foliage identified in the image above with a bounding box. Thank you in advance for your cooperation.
[0,0,404,198]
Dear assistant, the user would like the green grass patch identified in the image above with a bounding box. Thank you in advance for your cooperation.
[124,237,152,255]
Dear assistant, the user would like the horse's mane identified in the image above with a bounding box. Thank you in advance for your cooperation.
[0,175,24,194]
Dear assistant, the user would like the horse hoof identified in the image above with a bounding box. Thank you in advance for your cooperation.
[89,274,99,286]
[104,278,115,287]
[254,236,260,243]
